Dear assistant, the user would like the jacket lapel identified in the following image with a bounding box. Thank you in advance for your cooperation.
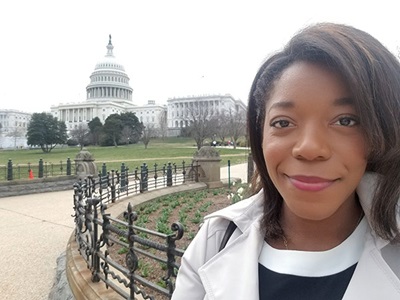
[343,235,400,299]
[198,220,264,300]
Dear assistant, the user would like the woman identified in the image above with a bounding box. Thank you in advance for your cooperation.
[172,23,400,299]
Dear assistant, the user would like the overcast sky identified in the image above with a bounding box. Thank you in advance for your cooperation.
[1,0,399,113]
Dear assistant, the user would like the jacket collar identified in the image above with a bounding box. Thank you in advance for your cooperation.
[198,215,264,300]
[204,189,264,234]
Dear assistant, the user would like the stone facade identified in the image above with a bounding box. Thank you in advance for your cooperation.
[0,109,31,148]
[167,94,247,137]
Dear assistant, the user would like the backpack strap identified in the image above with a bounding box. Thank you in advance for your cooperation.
[218,221,237,252]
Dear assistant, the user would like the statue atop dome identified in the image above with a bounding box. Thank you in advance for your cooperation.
[106,34,114,56]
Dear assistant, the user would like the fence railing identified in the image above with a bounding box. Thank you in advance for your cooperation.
[86,161,199,204]
[72,160,199,299]
[0,158,74,181]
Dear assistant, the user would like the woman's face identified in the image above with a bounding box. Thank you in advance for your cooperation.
[262,61,367,221]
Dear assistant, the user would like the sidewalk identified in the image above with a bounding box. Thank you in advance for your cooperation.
[0,190,74,300]
[221,162,248,184]
[0,163,248,300]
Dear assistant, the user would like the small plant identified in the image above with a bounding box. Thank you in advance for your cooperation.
[187,232,195,240]
[138,232,148,239]
[157,279,167,288]
[191,210,202,224]
[118,247,128,254]
[156,221,172,234]
[228,185,248,204]
[119,236,128,243]
[179,210,188,223]
[170,199,180,209]
[139,261,150,278]
[160,262,168,271]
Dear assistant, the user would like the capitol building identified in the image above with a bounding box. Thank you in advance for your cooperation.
[50,35,246,136]
[50,36,166,131]
[0,36,246,148]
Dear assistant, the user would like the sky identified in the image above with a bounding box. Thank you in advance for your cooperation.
[0,0,399,113]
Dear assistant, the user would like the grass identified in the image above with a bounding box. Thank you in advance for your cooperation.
[0,137,249,168]
[0,137,249,180]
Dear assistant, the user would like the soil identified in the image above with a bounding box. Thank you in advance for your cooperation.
[106,185,247,300]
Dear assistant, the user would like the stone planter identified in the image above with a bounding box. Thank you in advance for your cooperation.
[193,146,223,188]
[74,148,98,179]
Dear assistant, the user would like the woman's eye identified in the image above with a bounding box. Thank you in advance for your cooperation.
[270,119,292,128]
[335,116,359,127]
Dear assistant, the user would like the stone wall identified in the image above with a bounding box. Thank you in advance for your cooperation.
[0,176,76,198]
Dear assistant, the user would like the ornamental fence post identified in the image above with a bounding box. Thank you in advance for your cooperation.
[7,159,12,181]
[167,162,172,187]
[38,159,44,178]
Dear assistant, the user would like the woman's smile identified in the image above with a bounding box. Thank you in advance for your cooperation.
[287,175,336,192]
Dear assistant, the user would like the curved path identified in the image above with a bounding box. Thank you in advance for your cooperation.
[0,163,247,300]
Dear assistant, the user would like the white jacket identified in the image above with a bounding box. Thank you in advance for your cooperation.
[172,173,400,299]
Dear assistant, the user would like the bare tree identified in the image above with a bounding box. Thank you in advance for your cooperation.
[185,101,216,150]
[69,124,90,150]
[141,124,157,149]
[6,127,24,148]
[120,126,134,145]
[0,123,3,148]
[227,109,247,149]
[157,110,168,139]
[215,112,231,144]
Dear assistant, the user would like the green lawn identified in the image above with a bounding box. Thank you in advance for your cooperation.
[0,137,250,176]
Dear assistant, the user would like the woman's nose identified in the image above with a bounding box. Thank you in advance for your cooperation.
[292,125,332,161]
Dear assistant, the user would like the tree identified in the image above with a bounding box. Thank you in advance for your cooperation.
[103,114,123,147]
[6,127,24,148]
[102,112,143,147]
[141,124,157,149]
[227,109,247,149]
[120,126,134,145]
[69,124,90,150]
[27,113,68,153]
[120,112,143,143]
[185,101,216,150]
[157,110,168,139]
[0,123,3,148]
[215,112,231,144]
[88,117,103,145]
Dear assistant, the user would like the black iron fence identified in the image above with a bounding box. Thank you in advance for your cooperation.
[85,161,199,204]
[72,161,199,299]
[0,158,74,181]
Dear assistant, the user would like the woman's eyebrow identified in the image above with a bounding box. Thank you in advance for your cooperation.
[334,97,354,106]
[267,100,294,113]
[267,97,354,114]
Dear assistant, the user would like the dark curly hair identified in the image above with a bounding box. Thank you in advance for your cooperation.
[248,23,400,242]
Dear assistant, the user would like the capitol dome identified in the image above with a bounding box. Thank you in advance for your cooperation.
[86,35,133,103]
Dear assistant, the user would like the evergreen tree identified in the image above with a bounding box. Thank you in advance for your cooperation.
[27,113,68,153]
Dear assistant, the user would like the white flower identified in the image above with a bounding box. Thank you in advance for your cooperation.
[232,181,236,186]
[237,187,244,195]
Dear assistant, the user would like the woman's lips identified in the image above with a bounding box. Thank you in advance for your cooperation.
[288,175,336,192]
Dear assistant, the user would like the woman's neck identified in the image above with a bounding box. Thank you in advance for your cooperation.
[273,196,363,251]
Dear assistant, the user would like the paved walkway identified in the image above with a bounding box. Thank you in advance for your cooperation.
[0,190,74,300]
[0,163,248,300]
